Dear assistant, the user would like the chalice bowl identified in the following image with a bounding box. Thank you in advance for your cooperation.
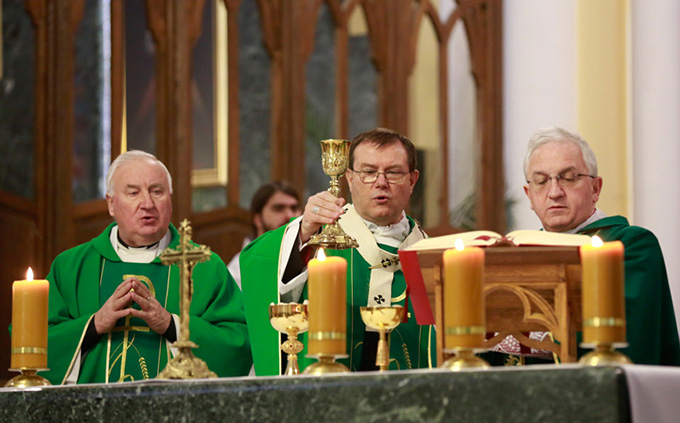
[269,303,309,375]
[360,305,406,371]
[309,139,359,250]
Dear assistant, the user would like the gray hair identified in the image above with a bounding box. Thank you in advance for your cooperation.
[523,127,598,178]
[106,150,173,196]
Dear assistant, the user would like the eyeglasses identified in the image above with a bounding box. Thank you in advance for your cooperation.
[526,171,595,192]
[351,169,410,184]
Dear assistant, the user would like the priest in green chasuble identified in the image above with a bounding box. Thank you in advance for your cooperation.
[240,128,436,375]
[491,127,680,365]
[43,151,251,384]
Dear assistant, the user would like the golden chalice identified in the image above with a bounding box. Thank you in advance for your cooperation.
[309,139,359,250]
[269,303,309,375]
[360,306,405,371]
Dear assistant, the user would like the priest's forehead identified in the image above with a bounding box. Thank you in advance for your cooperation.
[349,128,417,171]
[106,151,173,195]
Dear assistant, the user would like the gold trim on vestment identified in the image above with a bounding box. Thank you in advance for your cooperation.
[392,289,406,303]
[112,326,151,332]
[427,325,433,369]
[583,317,625,328]
[445,326,486,335]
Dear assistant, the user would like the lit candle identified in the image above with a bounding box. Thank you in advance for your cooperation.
[11,267,49,369]
[580,236,626,344]
[443,239,486,350]
[307,249,347,356]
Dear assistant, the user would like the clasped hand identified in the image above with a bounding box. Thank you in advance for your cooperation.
[94,278,172,336]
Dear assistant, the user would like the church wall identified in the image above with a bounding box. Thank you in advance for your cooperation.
[631,0,680,333]
[502,0,578,231]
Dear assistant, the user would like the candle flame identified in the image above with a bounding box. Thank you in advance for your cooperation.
[592,236,604,248]
[455,238,465,251]
[27,267,34,281]
[317,248,327,261]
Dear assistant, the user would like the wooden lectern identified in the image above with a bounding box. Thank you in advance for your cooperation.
[399,246,582,364]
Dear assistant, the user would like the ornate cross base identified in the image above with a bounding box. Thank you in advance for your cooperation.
[157,341,217,380]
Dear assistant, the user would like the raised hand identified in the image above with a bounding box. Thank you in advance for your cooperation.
[300,191,345,244]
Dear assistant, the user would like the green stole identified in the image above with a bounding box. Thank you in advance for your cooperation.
[99,260,173,382]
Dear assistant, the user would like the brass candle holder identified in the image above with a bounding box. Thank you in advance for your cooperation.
[579,342,632,366]
[269,303,309,375]
[5,368,51,388]
[303,354,350,375]
[440,348,490,371]
[360,306,405,371]
[309,139,358,250]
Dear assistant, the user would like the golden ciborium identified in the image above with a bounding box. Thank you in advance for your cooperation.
[309,139,358,250]
[360,306,405,371]
[269,303,309,375]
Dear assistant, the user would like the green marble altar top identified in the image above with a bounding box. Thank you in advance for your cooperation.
[0,365,629,423]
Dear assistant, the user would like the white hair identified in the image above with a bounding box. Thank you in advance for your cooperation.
[523,127,598,179]
[106,150,173,196]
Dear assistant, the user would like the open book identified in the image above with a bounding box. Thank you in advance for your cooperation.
[403,229,592,251]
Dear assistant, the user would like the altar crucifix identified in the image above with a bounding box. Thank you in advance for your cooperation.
[157,219,217,379]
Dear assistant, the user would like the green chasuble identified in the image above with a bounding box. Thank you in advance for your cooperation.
[577,216,680,365]
[43,223,252,384]
[241,210,436,376]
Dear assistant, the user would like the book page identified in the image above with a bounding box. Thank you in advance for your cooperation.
[403,230,502,250]
[402,229,592,251]
[505,230,591,246]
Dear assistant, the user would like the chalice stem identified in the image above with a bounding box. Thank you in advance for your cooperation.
[329,175,340,197]
[284,355,299,376]
[376,328,389,371]
[282,328,303,375]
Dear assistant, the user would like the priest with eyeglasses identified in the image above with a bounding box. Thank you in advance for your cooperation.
[496,126,680,365]
[240,128,435,375]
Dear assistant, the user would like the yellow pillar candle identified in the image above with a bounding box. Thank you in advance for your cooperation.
[443,239,486,350]
[307,249,347,356]
[580,236,626,345]
[11,267,49,369]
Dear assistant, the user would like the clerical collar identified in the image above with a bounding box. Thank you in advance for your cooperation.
[361,212,410,248]
[117,231,159,250]
[109,225,171,263]
[561,208,608,234]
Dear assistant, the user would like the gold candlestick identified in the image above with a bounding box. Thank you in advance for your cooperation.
[269,303,309,375]
[309,139,359,250]
[579,238,631,366]
[440,242,489,371]
[360,306,405,371]
[5,368,51,388]
[157,219,217,379]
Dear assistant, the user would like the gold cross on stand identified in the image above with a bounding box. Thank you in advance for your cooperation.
[157,219,217,379]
